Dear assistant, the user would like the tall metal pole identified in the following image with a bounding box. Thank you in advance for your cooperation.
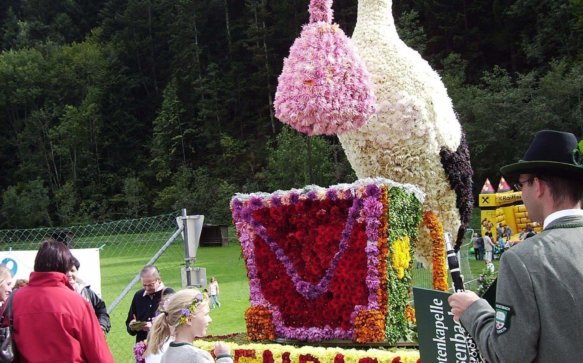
[182,208,192,287]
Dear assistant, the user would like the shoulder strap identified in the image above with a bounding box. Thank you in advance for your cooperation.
[0,299,7,322]
[5,290,16,330]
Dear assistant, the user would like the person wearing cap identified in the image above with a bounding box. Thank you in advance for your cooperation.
[448,130,583,362]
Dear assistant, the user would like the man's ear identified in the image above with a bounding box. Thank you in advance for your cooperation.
[534,177,546,198]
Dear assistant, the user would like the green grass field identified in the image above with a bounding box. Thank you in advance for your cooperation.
[102,240,249,362]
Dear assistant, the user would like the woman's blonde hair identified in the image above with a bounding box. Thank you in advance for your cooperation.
[0,265,12,285]
[145,288,207,356]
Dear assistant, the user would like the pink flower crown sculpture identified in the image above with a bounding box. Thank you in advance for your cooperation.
[231,178,424,343]
[273,0,377,136]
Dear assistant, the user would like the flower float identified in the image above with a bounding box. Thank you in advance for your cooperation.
[193,341,420,363]
[333,0,473,267]
[231,178,423,343]
[273,0,376,135]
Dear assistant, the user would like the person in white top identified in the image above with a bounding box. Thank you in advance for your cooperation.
[145,292,174,363]
[482,232,496,263]
[208,277,221,309]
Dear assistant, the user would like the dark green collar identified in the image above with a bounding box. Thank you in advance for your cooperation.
[169,341,193,347]
[545,221,583,230]
[545,215,583,230]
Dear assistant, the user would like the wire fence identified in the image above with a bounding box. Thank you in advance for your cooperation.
[0,212,186,362]
[410,228,479,292]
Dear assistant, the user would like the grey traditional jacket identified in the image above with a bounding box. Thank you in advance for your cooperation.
[461,215,583,363]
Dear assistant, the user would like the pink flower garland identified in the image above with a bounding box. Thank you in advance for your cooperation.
[273,0,377,136]
[309,0,333,23]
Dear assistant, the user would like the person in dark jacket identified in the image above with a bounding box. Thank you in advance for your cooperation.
[449,130,583,362]
[126,265,174,343]
[67,255,111,333]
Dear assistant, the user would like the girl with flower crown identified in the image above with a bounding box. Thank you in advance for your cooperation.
[145,288,232,363]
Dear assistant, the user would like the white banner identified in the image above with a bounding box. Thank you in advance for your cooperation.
[0,248,102,296]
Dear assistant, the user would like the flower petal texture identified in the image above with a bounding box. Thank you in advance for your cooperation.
[273,0,377,136]
[337,0,473,266]
[231,178,423,343]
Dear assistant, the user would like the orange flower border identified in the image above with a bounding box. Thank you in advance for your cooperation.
[245,306,276,341]
[404,305,416,325]
[354,309,385,343]
[377,187,389,313]
[423,211,448,291]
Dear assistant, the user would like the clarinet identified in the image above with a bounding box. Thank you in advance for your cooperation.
[445,232,485,363]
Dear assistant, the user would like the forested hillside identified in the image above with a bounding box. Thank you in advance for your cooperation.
[0,0,582,228]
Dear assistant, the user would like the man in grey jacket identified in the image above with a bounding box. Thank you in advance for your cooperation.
[448,130,583,363]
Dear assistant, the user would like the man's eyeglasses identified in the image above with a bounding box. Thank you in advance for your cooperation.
[142,280,160,288]
[514,177,535,191]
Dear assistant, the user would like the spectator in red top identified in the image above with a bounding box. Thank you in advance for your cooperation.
[0,265,13,304]
[10,239,114,362]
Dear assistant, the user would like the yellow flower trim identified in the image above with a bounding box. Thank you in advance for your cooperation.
[192,341,421,363]
[239,357,262,363]
[391,236,411,280]
[423,211,449,291]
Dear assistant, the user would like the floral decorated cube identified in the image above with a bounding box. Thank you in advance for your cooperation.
[231,178,424,343]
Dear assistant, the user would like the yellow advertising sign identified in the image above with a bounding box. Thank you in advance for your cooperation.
[479,192,522,207]
[495,192,522,206]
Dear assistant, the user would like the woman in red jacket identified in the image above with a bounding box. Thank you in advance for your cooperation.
[11,239,114,363]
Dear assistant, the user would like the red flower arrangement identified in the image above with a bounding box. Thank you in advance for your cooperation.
[251,198,369,332]
[282,352,291,363]
[299,354,320,363]
[359,358,378,363]
[423,211,449,291]
[263,350,274,363]
[235,349,256,362]
[231,179,424,342]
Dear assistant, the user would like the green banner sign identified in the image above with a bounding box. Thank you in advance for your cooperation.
[413,287,483,363]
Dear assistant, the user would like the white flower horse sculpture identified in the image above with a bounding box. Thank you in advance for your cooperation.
[338,0,473,267]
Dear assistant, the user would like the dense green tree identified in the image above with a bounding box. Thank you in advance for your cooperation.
[265,127,349,191]
[53,180,76,225]
[150,78,190,182]
[0,0,582,227]
[123,176,147,217]
[1,179,51,228]
[453,58,583,189]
